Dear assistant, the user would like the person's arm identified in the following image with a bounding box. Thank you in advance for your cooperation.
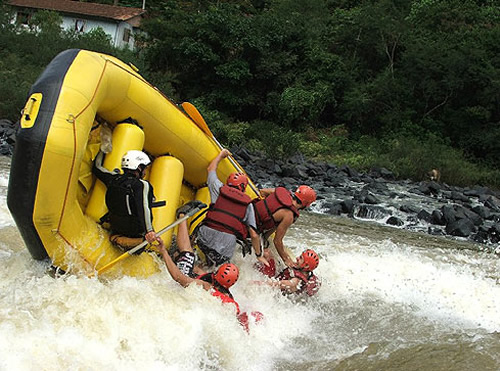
[207,149,230,173]
[260,230,274,260]
[92,151,116,186]
[259,188,275,198]
[244,203,269,266]
[273,211,296,268]
[134,180,159,244]
[266,277,301,293]
[158,243,211,290]
[249,228,269,266]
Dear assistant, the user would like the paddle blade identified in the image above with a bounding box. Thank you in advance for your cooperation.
[182,102,212,136]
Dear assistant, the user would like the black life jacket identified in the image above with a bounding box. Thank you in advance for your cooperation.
[253,187,300,234]
[276,268,320,296]
[105,173,152,237]
[203,185,251,240]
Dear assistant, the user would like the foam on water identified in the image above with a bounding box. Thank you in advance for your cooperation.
[0,170,13,228]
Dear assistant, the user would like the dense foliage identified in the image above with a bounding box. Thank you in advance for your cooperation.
[1,0,499,187]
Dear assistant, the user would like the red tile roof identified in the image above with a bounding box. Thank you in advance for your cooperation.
[7,0,145,21]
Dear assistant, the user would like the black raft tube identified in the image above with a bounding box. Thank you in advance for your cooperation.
[7,49,82,260]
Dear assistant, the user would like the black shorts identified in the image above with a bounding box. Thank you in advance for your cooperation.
[174,251,197,278]
[197,242,229,267]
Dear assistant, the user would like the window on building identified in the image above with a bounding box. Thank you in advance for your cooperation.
[123,28,131,43]
[75,19,86,33]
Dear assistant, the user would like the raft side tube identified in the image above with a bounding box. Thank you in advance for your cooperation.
[7,49,81,260]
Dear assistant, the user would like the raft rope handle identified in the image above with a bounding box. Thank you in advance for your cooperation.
[22,96,37,121]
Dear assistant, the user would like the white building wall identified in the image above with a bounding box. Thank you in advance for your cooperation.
[61,15,134,49]
[11,8,137,49]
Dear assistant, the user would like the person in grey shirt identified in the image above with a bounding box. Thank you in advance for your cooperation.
[196,149,269,268]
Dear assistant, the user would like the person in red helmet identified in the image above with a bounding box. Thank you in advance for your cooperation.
[253,185,317,268]
[158,204,241,311]
[195,149,268,268]
[158,204,262,331]
[258,249,321,297]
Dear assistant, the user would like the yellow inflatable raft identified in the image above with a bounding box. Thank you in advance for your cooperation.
[7,49,259,278]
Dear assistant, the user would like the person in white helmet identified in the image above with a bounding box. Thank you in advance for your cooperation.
[93,148,162,251]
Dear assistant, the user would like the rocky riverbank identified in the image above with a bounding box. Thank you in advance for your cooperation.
[232,147,500,254]
[2,117,499,253]
[0,119,15,156]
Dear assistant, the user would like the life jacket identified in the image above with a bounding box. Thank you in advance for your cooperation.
[197,273,241,314]
[253,187,300,234]
[203,185,251,241]
[276,268,320,296]
[104,173,152,237]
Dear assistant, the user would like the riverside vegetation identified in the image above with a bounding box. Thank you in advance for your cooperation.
[1,0,499,188]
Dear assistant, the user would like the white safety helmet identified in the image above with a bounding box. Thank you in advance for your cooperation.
[121,150,151,171]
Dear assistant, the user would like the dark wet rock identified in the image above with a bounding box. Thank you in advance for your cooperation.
[445,218,476,237]
[368,167,395,180]
[356,205,392,219]
[428,227,446,236]
[362,181,390,195]
[441,205,457,225]
[324,201,343,216]
[386,216,404,226]
[473,226,490,244]
[417,209,432,223]
[281,164,309,179]
[340,199,356,215]
[472,205,491,220]
[447,191,471,203]
[0,119,15,155]
[427,181,442,195]
[414,182,439,196]
[339,164,359,178]
[431,210,446,226]
[453,205,483,226]
[408,187,427,196]
[400,204,421,214]
[324,175,345,187]
[487,224,500,243]
[353,190,380,205]
[484,196,500,212]
[233,147,256,162]
[463,186,493,198]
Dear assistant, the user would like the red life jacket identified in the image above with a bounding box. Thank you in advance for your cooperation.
[276,268,320,296]
[203,185,251,240]
[197,273,241,314]
[253,187,300,234]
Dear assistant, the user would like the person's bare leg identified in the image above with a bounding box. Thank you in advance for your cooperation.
[176,217,194,254]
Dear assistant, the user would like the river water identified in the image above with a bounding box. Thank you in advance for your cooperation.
[0,156,499,371]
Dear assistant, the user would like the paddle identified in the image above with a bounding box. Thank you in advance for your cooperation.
[96,202,206,275]
[181,102,260,196]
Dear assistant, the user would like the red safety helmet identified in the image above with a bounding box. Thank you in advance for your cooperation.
[226,172,248,192]
[299,249,319,271]
[294,185,317,208]
[213,263,239,289]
